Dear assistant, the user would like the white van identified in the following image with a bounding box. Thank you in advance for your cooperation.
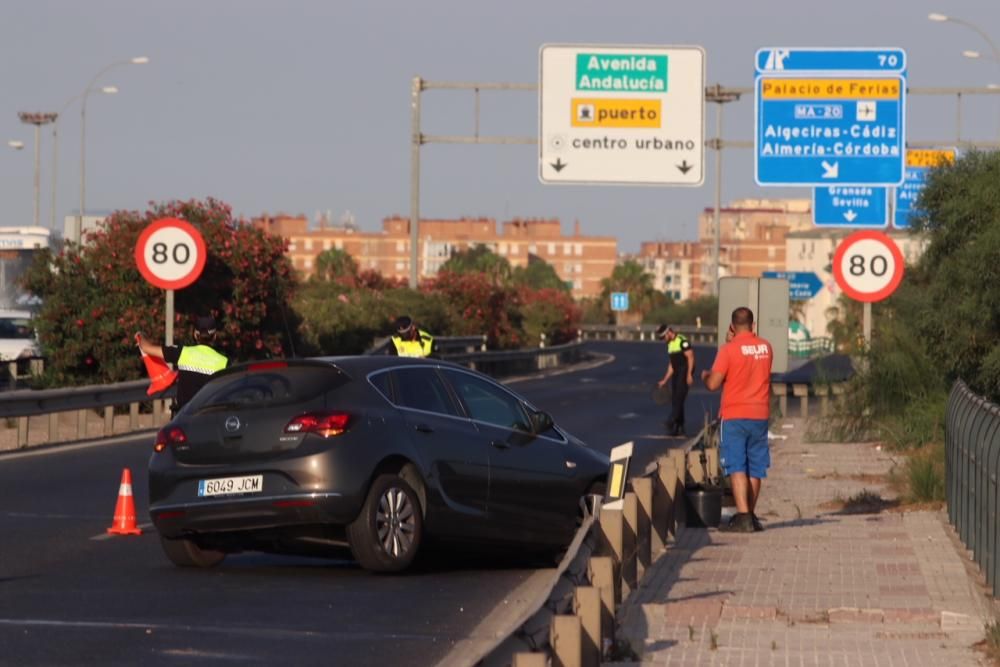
[0,310,40,361]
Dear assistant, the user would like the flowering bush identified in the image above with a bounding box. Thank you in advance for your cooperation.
[22,198,296,386]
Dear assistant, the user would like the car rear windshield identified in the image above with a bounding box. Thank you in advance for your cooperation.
[186,364,349,414]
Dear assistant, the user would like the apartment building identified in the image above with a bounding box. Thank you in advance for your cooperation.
[251,214,617,299]
[636,242,698,301]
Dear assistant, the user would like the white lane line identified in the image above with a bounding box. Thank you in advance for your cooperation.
[89,522,153,541]
[0,431,155,463]
[618,412,639,419]
[5,512,105,520]
[579,377,596,383]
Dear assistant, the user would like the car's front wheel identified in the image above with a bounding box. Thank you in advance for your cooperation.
[159,535,226,568]
[348,474,423,573]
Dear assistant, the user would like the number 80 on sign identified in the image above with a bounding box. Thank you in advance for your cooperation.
[134,218,207,290]
[832,230,904,303]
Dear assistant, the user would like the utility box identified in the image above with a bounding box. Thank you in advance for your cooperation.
[717,277,789,373]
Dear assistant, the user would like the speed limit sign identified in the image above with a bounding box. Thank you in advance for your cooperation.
[832,230,904,303]
[134,218,207,290]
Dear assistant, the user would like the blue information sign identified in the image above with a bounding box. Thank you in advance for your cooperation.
[762,271,824,300]
[894,167,927,228]
[754,47,906,187]
[813,186,888,227]
[610,292,629,312]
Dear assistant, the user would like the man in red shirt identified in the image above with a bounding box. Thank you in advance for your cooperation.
[701,307,773,533]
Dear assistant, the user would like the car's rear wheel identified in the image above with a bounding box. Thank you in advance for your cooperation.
[348,474,423,573]
[159,535,226,568]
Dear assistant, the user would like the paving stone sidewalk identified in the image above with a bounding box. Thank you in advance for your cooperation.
[614,417,994,666]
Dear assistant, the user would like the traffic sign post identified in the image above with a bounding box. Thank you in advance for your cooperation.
[813,186,888,227]
[539,44,705,185]
[135,218,208,346]
[762,271,823,300]
[894,148,956,228]
[754,48,906,187]
[832,230,905,352]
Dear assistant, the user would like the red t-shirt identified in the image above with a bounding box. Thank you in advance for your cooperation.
[711,331,773,420]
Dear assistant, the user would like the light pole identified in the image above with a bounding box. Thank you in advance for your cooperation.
[52,86,117,234]
[76,56,149,244]
[17,112,58,229]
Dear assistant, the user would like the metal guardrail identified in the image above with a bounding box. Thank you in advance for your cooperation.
[444,341,584,378]
[579,324,718,344]
[946,379,1000,597]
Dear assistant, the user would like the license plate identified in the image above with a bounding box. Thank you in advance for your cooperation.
[198,475,263,497]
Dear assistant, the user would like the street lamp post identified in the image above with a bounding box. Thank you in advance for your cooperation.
[17,112,58,229]
[76,56,148,244]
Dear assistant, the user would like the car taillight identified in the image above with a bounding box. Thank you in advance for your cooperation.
[153,426,188,453]
[284,412,350,438]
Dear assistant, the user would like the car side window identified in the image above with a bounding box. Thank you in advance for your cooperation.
[389,368,461,417]
[368,370,393,403]
[442,370,531,432]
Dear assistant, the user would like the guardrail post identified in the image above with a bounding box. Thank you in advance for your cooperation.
[17,416,27,447]
[587,556,615,648]
[76,409,87,439]
[831,383,847,411]
[103,406,114,436]
[48,412,58,443]
[7,361,17,389]
[597,507,624,605]
[631,477,653,574]
[551,614,582,667]
[129,402,139,431]
[153,400,163,425]
[653,458,676,550]
[793,384,809,419]
[668,450,686,528]
[622,492,638,596]
[573,586,601,667]
[814,384,830,417]
[773,383,788,417]
[512,653,547,667]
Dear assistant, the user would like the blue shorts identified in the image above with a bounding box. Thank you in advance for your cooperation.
[720,419,770,479]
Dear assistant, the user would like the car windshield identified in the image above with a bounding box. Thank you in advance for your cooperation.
[0,317,32,339]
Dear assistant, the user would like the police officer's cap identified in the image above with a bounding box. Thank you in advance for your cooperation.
[395,316,414,334]
[195,315,218,334]
[655,324,672,339]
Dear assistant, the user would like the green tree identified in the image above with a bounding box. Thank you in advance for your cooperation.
[21,198,296,386]
[440,244,511,286]
[597,260,658,321]
[512,257,570,292]
[312,248,358,283]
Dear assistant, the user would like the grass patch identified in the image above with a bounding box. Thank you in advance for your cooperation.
[974,621,1000,664]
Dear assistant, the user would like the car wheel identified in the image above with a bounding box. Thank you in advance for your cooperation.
[348,474,423,573]
[159,535,226,568]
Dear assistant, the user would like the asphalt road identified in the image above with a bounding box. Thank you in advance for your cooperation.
[0,341,717,667]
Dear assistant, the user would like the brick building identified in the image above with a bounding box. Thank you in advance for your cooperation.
[252,214,617,299]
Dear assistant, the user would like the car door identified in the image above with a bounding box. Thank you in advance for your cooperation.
[440,369,581,544]
[382,367,491,538]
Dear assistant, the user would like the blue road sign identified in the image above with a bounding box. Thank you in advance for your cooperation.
[754,47,907,187]
[762,271,824,300]
[755,48,906,74]
[813,185,888,227]
[611,292,629,312]
[894,167,927,228]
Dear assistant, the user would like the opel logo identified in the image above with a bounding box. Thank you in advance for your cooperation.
[224,416,241,432]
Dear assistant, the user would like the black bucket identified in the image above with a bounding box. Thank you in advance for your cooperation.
[684,486,723,528]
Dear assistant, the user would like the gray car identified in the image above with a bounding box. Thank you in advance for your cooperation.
[149,356,609,572]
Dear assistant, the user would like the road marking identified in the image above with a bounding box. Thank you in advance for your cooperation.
[618,412,638,419]
[0,431,154,463]
[580,377,596,383]
[5,512,105,520]
[89,522,153,541]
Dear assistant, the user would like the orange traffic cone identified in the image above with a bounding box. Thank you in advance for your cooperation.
[140,349,178,397]
[107,468,143,536]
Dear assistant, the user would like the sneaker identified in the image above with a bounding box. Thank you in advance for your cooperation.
[751,514,765,532]
[718,512,754,533]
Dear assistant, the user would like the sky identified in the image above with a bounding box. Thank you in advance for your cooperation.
[1,0,998,253]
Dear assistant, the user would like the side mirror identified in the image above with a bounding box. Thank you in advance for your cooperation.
[529,410,554,435]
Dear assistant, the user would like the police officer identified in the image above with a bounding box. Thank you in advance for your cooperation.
[656,324,695,436]
[389,316,434,358]
[136,315,229,414]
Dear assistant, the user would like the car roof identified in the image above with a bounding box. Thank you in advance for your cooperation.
[225,355,469,378]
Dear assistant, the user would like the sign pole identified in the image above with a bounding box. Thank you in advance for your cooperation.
[863,301,872,348]
[165,289,174,347]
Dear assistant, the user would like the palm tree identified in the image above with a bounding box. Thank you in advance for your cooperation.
[600,260,658,318]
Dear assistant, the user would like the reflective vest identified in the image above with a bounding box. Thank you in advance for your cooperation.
[177,345,229,375]
[391,330,434,358]
[667,334,688,354]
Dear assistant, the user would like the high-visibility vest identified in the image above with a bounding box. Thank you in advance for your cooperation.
[667,334,688,354]
[391,330,434,358]
[177,345,229,375]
